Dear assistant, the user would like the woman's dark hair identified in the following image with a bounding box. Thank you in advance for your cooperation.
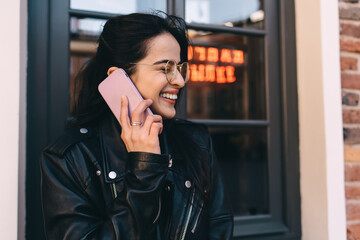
[71,12,210,201]
[70,12,188,125]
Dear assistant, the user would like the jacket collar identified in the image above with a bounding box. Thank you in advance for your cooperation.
[98,114,172,183]
[98,115,128,183]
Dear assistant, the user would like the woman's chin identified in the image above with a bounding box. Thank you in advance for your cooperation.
[161,112,176,119]
[154,108,176,119]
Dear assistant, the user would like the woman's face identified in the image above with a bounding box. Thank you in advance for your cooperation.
[130,32,185,119]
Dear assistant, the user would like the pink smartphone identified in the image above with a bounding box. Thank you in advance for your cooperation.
[98,68,153,125]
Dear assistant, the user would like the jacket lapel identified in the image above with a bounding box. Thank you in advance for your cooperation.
[99,115,128,183]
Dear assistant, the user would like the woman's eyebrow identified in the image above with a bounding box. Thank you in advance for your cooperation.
[152,59,169,65]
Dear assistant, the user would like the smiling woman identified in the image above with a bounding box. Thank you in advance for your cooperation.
[127,33,185,119]
[40,12,233,240]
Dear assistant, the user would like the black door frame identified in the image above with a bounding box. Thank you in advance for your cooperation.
[27,0,70,239]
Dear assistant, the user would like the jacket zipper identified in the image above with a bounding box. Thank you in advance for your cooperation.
[191,201,203,234]
[179,189,195,240]
[164,182,174,239]
[153,196,161,224]
[111,183,117,199]
[153,194,162,223]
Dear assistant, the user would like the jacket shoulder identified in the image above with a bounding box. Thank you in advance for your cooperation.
[43,126,96,157]
[171,118,211,148]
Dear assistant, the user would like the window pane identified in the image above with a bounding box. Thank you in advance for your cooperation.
[185,0,264,29]
[187,30,266,120]
[210,127,269,216]
[70,0,166,14]
[70,17,106,39]
[69,17,99,112]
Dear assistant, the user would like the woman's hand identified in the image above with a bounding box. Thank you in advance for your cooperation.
[119,96,163,154]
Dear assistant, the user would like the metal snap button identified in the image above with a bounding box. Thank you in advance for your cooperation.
[108,171,117,179]
[185,180,191,189]
[80,128,88,134]
[168,158,173,168]
[96,170,101,176]
[165,185,171,191]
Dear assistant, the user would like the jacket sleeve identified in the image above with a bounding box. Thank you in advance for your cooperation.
[207,136,234,240]
[41,149,169,240]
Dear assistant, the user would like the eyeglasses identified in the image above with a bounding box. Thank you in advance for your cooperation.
[130,59,189,84]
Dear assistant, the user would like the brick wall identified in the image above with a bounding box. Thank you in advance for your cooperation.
[340,0,360,239]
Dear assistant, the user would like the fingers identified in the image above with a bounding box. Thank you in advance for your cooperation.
[119,96,131,131]
[149,121,163,137]
[142,115,163,136]
[131,99,153,124]
[119,98,162,154]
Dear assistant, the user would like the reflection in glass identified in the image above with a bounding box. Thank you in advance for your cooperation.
[185,0,264,29]
[210,127,269,216]
[186,30,266,120]
[69,17,99,112]
[70,17,106,39]
[71,0,166,14]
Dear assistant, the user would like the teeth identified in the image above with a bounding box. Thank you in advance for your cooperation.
[160,93,178,100]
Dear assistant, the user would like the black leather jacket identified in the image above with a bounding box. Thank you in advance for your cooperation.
[41,116,233,240]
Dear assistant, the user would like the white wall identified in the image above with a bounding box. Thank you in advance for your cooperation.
[0,0,27,239]
[295,0,346,239]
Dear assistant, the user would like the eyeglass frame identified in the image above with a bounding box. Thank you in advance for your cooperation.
[129,59,190,84]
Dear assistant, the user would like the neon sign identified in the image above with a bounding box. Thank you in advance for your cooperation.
[188,46,244,83]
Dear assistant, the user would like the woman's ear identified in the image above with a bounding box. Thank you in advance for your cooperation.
[107,66,119,76]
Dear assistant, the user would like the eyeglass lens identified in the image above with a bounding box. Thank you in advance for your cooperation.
[165,60,189,83]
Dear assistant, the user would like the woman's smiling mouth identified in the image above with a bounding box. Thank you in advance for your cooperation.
[159,91,178,104]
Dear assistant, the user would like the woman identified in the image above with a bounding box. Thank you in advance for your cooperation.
[41,12,233,240]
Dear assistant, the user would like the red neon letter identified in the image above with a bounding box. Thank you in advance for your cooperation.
[220,49,232,63]
[188,46,194,61]
[198,64,205,81]
[226,66,236,83]
[207,47,219,62]
[190,64,199,81]
[232,50,244,64]
[195,46,206,61]
[216,66,227,83]
[205,65,216,82]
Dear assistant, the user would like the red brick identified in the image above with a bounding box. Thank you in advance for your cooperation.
[341,39,360,53]
[345,163,360,181]
[341,23,360,39]
[340,6,360,20]
[345,146,360,160]
[343,110,360,124]
[341,56,358,70]
[342,91,359,105]
[348,224,360,240]
[346,184,360,199]
[347,202,360,220]
[342,73,360,89]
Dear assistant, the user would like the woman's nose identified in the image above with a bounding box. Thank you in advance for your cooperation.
[170,71,185,88]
